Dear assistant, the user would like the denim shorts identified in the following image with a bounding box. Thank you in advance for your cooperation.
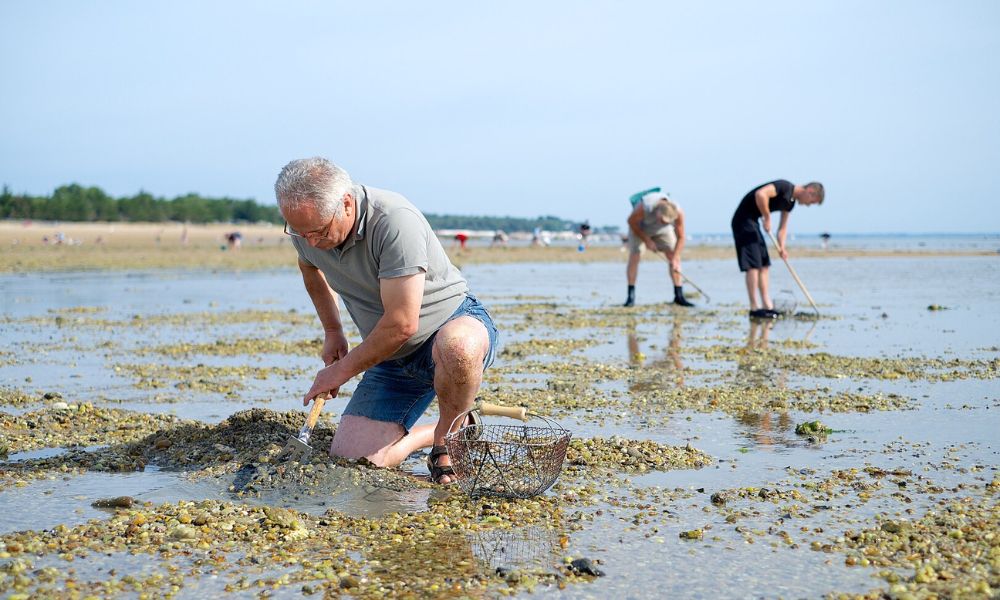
[341,294,499,431]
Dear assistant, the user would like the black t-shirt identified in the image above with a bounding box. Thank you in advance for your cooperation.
[732,180,795,224]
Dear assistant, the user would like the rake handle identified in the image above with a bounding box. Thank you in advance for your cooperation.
[475,401,528,421]
[765,230,820,315]
[658,252,711,303]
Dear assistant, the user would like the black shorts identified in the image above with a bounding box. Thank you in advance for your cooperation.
[732,220,770,272]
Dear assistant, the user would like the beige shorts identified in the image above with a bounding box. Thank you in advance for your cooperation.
[627,227,677,254]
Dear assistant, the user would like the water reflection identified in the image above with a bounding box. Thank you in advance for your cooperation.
[627,315,685,389]
[348,521,565,587]
[733,320,797,448]
[746,318,774,350]
[733,319,789,388]
[735,411,794,448]
[468,525,561,573]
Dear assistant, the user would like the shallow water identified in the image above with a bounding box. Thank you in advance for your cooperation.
[1,256,998,598]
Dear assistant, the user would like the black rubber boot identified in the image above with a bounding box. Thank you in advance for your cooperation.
[623,285,635,307]
[673,286,694,307]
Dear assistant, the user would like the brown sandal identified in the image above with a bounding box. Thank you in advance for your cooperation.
[427,445,456,485]
[427,410,482,484]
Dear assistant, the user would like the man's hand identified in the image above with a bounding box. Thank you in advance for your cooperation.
[762,217,772,234]
[669,254,682,274]
[300,274,425,407]
[304,361,346,406]
[321,330,349,366]
[777,245,789,260]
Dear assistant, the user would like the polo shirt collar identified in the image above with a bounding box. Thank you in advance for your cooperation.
[337,185,368,253]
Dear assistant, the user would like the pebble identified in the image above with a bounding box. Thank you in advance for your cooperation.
[569,558,605,577]
[91,496,135,509]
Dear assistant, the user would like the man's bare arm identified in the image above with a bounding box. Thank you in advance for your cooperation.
[303,272,425,402]
[627,203,656,249]
[755,184,777,232]
[671,210,686,259]
[776,210,791,259]
[299,258,343,334]
[299,259,350,365]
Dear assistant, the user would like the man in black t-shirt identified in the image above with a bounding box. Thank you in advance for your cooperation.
[731,180,824,318]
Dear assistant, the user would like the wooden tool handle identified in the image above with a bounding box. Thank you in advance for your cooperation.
[476,401,528,421]
[784,262,820,314]
[659,252,711,303]
[765,230,820,315]
[305,392,331,429]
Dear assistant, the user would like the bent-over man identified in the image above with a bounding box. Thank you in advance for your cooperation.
[275,157,499,484]
[731,179,824,318]
[624,189,692,307]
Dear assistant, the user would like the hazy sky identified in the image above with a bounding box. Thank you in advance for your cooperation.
[2,1,998,233]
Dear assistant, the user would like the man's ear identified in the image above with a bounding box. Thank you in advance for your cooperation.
[343,193,355,219]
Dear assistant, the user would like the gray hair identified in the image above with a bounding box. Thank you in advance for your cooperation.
[274,157,354,221]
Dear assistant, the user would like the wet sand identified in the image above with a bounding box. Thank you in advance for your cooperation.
[0,255,998,598]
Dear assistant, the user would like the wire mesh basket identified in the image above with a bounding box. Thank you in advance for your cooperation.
[445,402,571,499]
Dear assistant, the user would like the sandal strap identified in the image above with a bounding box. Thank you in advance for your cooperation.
[431,464,455,477]
[427,445,456,483]
[429,445,449,461]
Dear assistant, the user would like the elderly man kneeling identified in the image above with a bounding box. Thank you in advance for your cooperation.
[275,157,498,484]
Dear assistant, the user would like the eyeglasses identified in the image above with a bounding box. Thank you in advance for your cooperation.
[283,215,335,240]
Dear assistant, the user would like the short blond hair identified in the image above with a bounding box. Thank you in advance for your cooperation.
[653,199,679,222]
[805,182,825,204]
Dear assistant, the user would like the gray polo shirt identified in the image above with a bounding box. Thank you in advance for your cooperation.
[292,185,469,360]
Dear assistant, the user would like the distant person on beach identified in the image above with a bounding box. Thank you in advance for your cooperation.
[623,189,693,307]
[578,221,592,251]
[531,226,549,247]
[491,229,508,247]
[731,180,824,319]
[453,232,469,251]
[274,157,498,485]
[226,231,242,250]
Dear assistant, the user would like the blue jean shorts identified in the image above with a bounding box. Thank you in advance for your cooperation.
[341,294,499,432]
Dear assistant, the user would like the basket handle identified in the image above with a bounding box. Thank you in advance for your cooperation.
[475,401,528,421]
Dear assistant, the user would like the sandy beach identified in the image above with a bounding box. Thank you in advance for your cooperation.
[1,221,993,273]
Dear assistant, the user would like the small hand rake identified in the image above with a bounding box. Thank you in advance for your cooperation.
[445,401,571,499]
[658,252,711,303]
[278,392,332,462]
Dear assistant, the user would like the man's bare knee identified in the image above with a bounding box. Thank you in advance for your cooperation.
[329,415,404,467]
[436,336,484,384]
[433,318,488,383]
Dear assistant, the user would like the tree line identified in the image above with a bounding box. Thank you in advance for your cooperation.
[422,213,579,232]
[0,184,281,224]
[0,183,616,232]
